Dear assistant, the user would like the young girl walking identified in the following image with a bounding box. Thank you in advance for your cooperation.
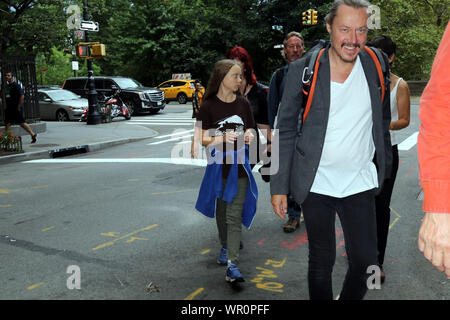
[195,59,258,283]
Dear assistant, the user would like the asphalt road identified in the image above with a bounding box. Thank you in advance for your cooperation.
[0,102,449,302]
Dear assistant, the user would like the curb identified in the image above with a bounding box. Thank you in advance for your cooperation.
[0,136,155,165]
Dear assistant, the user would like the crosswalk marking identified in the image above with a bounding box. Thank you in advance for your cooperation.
[127,112,195,126]
[147,134,193,145]
[398,132,419,151]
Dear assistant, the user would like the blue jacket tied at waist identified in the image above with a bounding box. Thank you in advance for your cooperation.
[195,145,258,229]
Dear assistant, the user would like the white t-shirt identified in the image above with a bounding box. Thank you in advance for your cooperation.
[310,56,378,198]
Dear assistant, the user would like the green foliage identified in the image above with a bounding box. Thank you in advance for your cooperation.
[36,47,100,86]
[2,0,446,88]
[371,0,449,80]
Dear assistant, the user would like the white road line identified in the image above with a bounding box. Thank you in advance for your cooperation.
[398,131,419,151]
[126,122,193,126]
[24,157,208,166]
[155,129,194,139]
[24,157,264,172]
[129,119,194,122]
[147,134,193,145]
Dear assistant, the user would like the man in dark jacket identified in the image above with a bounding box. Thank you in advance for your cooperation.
[4,71,37,143]
[271,0,392,300]
[267,31,305,233]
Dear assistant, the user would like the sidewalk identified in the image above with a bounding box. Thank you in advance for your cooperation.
[0,119,158,165]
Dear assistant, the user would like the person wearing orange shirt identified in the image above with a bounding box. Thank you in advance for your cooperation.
[417,22,450,279]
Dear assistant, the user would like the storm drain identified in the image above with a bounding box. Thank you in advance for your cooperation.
[49,145,88,158]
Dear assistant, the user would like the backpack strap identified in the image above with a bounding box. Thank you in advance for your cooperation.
[363,46,387,103]
[302,48,325,122]
[275,67,285,94]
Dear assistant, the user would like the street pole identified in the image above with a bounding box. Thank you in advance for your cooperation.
[84,0,101,125]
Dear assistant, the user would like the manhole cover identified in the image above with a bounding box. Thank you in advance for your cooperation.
[29,144,60,147]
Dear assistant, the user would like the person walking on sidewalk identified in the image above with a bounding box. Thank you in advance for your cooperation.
[267,31,305,233]
[4,71,37,143]
[271,0,392,300]
[368,35,410,284]
[195,59,258,283]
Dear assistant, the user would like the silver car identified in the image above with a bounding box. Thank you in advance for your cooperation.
[38,88,88,121]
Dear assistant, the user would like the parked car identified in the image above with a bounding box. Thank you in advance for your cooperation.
[38,88,88,121]
[157,79,204,104]
[62,76,165,115]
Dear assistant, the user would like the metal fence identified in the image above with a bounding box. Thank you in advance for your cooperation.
[1,55,40,125]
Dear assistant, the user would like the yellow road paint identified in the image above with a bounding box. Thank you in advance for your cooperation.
[389,207,402,230]
[101,232,120,237]
[184,288,204,300]
[32,185,48,189]
[0,189,10,194]
[0,204,12,208]
[151,189,194,196]
[42,226,55,232]
[0,180,13,183]
[27,282,45,290]
[201,249,210,255]
[92,224,158,251]
[128,179,140,182]
[126,236,148,243]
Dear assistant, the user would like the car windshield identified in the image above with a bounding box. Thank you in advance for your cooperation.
[46,90,81,101]
[113,78,143,89]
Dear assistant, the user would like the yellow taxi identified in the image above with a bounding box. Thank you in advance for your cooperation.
[157,79,204,104]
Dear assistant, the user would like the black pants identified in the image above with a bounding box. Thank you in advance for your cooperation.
[302,190,378,300]
[375,145,399,266]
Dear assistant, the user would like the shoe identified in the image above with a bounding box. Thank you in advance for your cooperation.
[380,266,386,284]
[283,217,300,233]
[217,246,228,265]
[31,133,37,144]
[225,263,245,283]
[217,242,244,265]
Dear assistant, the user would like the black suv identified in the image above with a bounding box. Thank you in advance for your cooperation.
[62,76,165,115]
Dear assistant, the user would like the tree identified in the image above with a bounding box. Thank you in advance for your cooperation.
[0,0,69,56]
[371,0,449,80]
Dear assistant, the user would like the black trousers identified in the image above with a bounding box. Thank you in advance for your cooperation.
[302,190,378,300]
[375,145,399,266]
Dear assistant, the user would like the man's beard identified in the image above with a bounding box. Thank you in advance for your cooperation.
[331,42,361,63]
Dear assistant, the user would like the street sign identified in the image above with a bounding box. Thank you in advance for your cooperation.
[75,30,85,40]
[72,61,79,71]
[80,20,99,32]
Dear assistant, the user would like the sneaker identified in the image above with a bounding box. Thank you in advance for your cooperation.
[283,217,300,233]
[31,133,37,144]
[217,246,227,265]
[217,242,244,265]
[225,263,245,283]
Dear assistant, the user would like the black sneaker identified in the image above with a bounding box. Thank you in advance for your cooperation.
[31,133,37,144]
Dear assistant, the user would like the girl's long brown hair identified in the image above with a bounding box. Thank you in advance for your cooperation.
[203,59,241,102]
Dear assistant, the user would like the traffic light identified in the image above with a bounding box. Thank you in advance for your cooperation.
[75,42,106,59]
[76,43,89,58]
[311,9,318,25]
[91,43,106,58]
[302,9,312,26]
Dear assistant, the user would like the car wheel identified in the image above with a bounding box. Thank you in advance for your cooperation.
[177,93,187,104]
[56,109,69,121]
[124,101,135,115]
